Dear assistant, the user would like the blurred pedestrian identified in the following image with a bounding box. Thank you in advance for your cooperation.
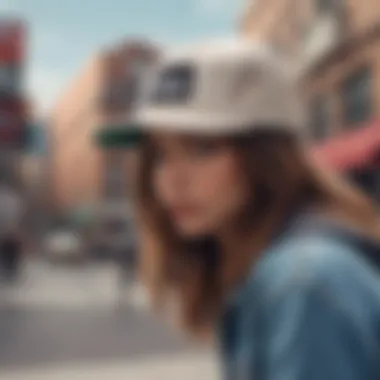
[111,217,138,306]
[123,38,380,379]
[0,229,22,281]
[0,186,24,282]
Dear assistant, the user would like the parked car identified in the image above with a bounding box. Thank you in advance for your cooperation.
[44,229,85,264]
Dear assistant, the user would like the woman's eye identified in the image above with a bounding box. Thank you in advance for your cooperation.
[190,142,219,156]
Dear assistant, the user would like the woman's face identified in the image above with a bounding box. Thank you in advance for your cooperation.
[151,132,249,237]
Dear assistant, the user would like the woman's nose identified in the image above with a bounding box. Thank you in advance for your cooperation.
[163,158,192,191]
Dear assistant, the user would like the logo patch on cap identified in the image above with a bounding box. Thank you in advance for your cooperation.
[150,63,195,105]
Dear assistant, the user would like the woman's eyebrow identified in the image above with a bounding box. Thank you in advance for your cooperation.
[180,135,227,146]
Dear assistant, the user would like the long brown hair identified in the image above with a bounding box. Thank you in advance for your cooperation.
[134,129,380,336]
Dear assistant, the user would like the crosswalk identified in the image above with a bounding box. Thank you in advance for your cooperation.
[0,259,150,311]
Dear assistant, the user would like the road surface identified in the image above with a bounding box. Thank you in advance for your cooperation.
[0,259,218,379]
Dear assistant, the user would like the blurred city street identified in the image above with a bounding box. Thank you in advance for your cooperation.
[1,0,379,379]
[0,258,218,379]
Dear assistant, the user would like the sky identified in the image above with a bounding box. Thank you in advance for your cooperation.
[0,0,246,117]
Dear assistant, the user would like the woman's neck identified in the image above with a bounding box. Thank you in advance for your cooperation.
[216,220,277,289]
[216,202,305,289]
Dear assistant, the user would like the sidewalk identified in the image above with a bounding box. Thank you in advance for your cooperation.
[0,258,219,380]
[0,258,150,311]
[0,353,219,380]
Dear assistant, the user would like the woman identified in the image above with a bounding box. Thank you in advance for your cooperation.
[127,39,380,379]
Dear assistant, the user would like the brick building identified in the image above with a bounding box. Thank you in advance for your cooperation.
[241,0,380,196]
[49,40,158,221]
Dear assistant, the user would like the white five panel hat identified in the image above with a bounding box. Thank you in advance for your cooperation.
[129,37,306,140]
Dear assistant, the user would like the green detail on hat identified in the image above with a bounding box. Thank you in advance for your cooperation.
[94,124,143,149]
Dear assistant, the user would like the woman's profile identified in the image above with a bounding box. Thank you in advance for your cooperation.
[124,39,380,380]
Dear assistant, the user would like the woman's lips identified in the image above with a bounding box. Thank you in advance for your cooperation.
[169,205,200,221]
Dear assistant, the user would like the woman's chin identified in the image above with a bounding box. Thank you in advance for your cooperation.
[174,221,213,238]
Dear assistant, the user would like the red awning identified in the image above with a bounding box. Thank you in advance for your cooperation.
[312,120,380,171]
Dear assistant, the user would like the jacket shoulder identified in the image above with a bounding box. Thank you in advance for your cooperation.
[245,233,380,312]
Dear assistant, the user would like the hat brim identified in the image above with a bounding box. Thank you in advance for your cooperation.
[133,107,301,137]
[133,108,253,136]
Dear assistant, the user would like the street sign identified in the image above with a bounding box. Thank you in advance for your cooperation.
[0,18,25,63]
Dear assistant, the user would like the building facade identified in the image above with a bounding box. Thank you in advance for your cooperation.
[22,120,49,244]
[241,0,380,196]
[49,56,103,218]
[96,41,157,211]
[49,41,158,221]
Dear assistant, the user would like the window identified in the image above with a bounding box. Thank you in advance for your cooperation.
[101,81,133,111]
[341,67,372,127]
[129,58,152,106]
[129,57,148,78]
[316,0,335,13]
[0,64,21,96]
[310,95,330,141]
[101,58,151,112]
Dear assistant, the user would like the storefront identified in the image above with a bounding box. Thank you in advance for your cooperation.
[313,119,380,200]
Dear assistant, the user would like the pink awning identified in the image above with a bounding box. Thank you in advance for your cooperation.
[312,120,380,171]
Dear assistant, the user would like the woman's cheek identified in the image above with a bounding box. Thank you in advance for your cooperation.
[198,154,248,213]
[153,167,170,206]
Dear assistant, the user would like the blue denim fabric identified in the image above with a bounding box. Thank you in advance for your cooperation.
[219,212,380,380]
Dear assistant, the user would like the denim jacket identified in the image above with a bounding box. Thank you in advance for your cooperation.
[219,211,380,380]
